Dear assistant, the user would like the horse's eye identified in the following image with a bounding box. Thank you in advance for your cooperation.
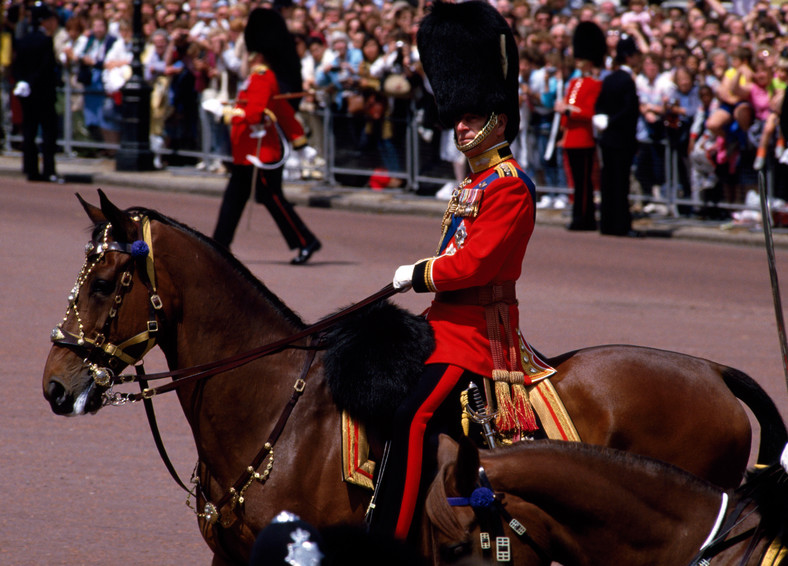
[90,279,115,297]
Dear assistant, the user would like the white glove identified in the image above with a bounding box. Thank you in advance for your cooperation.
[245,154,265,169]
[296,145,318,161]
[592,113,608,132]
[13,81,30,98]
[393,264,414,292]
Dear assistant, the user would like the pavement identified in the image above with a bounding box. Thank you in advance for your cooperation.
[3,152,786,249]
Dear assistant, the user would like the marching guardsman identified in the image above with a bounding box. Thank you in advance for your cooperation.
[373,1,552,542]
[13,1,62,183]
[557,21,606,231]
[212,8,321,265]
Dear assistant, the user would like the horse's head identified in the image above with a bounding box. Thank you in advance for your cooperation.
[423,435,482,563]
[425,436,553,565]
[43,190,169,416]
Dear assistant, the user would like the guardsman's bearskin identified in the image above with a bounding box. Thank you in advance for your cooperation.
[244,8,302,96]
[417,1,520,143]
[572,21,606,69]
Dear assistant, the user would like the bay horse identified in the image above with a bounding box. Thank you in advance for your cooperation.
[42,191,786,565]
[425,435,788,565]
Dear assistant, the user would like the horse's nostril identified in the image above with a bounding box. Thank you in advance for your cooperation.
[46,379,73,415]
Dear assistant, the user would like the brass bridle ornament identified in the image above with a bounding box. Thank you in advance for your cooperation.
[48,200,398,531]
[47,211,261,527]
[50,215,163,402]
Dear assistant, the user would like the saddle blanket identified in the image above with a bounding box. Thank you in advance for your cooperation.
[341,372,581,490]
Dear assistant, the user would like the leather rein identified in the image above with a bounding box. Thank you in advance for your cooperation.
[50,214,398,525]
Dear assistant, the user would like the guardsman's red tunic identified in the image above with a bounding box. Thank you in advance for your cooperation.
[229,64,307,166]
[561,75,602,149]
[411,146,536,378]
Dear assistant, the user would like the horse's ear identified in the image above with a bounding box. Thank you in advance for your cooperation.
[97,189,137,242]
[454,436,481,495]
[437,434,459,469]
[438,435,481,495]
[77,192,106,225]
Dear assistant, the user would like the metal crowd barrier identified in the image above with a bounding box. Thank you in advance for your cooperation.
[2,77,778,214]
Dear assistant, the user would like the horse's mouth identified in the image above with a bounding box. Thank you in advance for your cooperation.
[45,376,104,416]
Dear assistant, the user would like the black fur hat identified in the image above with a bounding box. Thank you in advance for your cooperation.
[417,1,520,143]
[31,1,56,25]
[245,8,302,96]
[615,34,641,64]
[572,21,606,68]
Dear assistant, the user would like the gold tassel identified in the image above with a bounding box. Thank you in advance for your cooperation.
[493,370,517,433]
[460,390,470,437]
[511,383,538,432]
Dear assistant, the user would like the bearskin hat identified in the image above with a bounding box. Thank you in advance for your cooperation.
[244,8,302,97]
[417,1,520,143]
[572,21,606,69]
[31,1,56,26]
[615,34,641,64]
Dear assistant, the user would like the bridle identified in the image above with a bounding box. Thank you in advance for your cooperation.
[49,213,397,529]
[445,466,771,566]
[50,215,163,391]
[442,466,551,565]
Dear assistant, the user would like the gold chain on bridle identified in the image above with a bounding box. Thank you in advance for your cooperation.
[50,214,398,528]
[50,216,162,395]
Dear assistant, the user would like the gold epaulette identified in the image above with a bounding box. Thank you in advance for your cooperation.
[494,161,516,178]
[250,64,269,75]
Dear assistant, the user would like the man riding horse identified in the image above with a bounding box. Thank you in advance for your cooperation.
[373,0,550,542]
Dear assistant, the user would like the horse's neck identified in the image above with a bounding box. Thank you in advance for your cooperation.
[483,443,723,565]
[168,258,298,367]
[157,230,322,462]
[149,226,362,542]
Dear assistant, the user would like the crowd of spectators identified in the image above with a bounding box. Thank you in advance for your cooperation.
[5,0,788,212]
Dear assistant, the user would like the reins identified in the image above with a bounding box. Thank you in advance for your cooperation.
[52,212,400,528]
[114,282,398,402]
[687,489,762,566]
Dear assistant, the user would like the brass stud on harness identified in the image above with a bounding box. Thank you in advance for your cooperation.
[202,502,219,525]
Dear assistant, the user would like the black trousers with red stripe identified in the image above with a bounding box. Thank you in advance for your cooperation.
[370,363,476,541]
[213,163,317,250]
[567,147,597,231]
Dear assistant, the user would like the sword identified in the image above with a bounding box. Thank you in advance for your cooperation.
[543,77,564,163]
[757,170,788,387]
[465,381,497,449]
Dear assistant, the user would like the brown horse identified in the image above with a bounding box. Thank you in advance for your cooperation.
[425,435,788,565]
[42,192,786,564]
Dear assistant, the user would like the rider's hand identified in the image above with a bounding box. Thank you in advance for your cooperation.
[393,264,414,292]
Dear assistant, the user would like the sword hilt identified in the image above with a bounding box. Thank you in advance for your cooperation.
[465,382,498,448]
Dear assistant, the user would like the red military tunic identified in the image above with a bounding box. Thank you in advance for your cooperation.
[411,145,536,378]
[561,75,602,149]
[229,64,307,166]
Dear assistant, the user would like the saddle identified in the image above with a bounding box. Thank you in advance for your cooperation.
[321,298,581,489]
[339,339,581,490]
